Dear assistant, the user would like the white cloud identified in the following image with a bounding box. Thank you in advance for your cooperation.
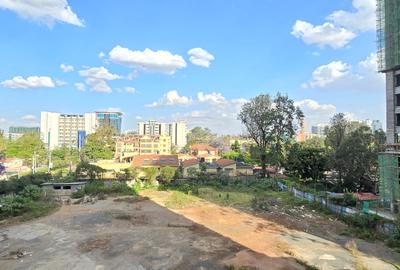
[188,48,215,68]
[79,66,121,93]
[146,90,192,108]
[1,75,55,89]
[98,51,105,59]
[327,0,376,32]
[60,63,74,72]
[302,53,384,91]
[0,0,84,27]
[21,114,36,122]
[303,61,350,88]
[291,20,356,49]
[295,99,337,129]
[55,79,67,86]
[170,93,247,135]
[135,116,142,120]
[105,107,122,113]
[124,87,136,94]
[197,92,226,105]
[109,45,187,74]
[0,117,7,124]
[292,1,375,49]
[74,82,86,91]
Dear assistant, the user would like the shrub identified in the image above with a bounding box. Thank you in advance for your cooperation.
[0,195,26,217]
[71,181,135,198]
[21,185,42,200]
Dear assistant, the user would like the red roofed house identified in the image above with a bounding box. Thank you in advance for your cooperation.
[215,159,236,177]
[181,159,200,178]
[190,144,219,163]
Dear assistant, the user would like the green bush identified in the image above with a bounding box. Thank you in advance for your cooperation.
[0,195,27,217]
[342,213,381,229]
[21,185,42,200]
[71,181,135,198]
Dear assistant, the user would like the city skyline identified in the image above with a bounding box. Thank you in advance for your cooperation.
[0,0,384,134]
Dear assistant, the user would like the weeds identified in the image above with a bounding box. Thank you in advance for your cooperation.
[164,191,198,209]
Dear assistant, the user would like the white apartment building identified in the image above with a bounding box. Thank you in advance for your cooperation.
[169,121,187,148]
[41,112,96,149]
[138,120,187,149]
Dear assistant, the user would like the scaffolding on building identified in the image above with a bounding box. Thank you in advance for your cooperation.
[377,0,400,72]
[378,153,400,207]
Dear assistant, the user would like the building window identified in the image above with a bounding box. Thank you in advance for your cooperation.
[396,114,400,126]
[396,94,400,106]
[396,74,400,87]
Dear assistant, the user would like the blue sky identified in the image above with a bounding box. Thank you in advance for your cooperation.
[0,0,384,134]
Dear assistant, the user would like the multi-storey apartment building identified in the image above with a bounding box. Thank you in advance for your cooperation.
[40,110,123,149]
[115,134,171,162]
[138,120,187,149]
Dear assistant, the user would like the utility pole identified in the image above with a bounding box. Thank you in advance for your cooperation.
[32,151,36,174]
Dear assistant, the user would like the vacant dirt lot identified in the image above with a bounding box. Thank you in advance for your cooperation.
[1,191,399,270]
[0,196,303,270]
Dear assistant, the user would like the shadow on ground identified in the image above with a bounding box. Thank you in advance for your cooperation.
[0,195,303,270]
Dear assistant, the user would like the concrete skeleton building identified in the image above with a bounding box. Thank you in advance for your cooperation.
[40,111,122,149]
[138,120,187,149]
[377,0,400,211]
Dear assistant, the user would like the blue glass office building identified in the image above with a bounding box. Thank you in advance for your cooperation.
[96,111,122,134]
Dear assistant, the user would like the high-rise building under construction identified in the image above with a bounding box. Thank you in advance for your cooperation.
[377,0,400,211]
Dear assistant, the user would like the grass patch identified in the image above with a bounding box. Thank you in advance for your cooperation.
[164,191,198,209]
[113,196,149,203]
[19,200,60,222]
[197,187,255,207]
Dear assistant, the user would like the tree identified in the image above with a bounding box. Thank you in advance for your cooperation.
[51,147,79,170]
[159,166,176,183]
[285,143,327,184]
[238,93,303,177]
[336,126,378,192]
[186,127,217,146]
[76,161,106,180]
[142,167,158,183]
[302,136,325,149]
[325,113,349,185]
[5,134,46,166]
[82,126,116,161]
[231,140,241,152]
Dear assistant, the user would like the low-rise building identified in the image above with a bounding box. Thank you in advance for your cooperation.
[115,134,171,162]
[236,162,254,176]
[132,154,179,169]
[181,159,200,178]
[190,144,220,162]
[215,159,237,177]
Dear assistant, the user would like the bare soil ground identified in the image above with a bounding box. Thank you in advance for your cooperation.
[142,190,400,270]
[0,196,303,270]
[1,190,399,270]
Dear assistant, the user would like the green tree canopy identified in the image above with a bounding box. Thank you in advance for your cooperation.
[82,126,116,161]
[238,93,303,177]
[186,127,217,146]
[5,134,46,166]
[159,166,176,183]
[142,167,158,183]
[285,143,328,183]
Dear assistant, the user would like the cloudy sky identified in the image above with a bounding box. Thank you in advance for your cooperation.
[0,0,384,134]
